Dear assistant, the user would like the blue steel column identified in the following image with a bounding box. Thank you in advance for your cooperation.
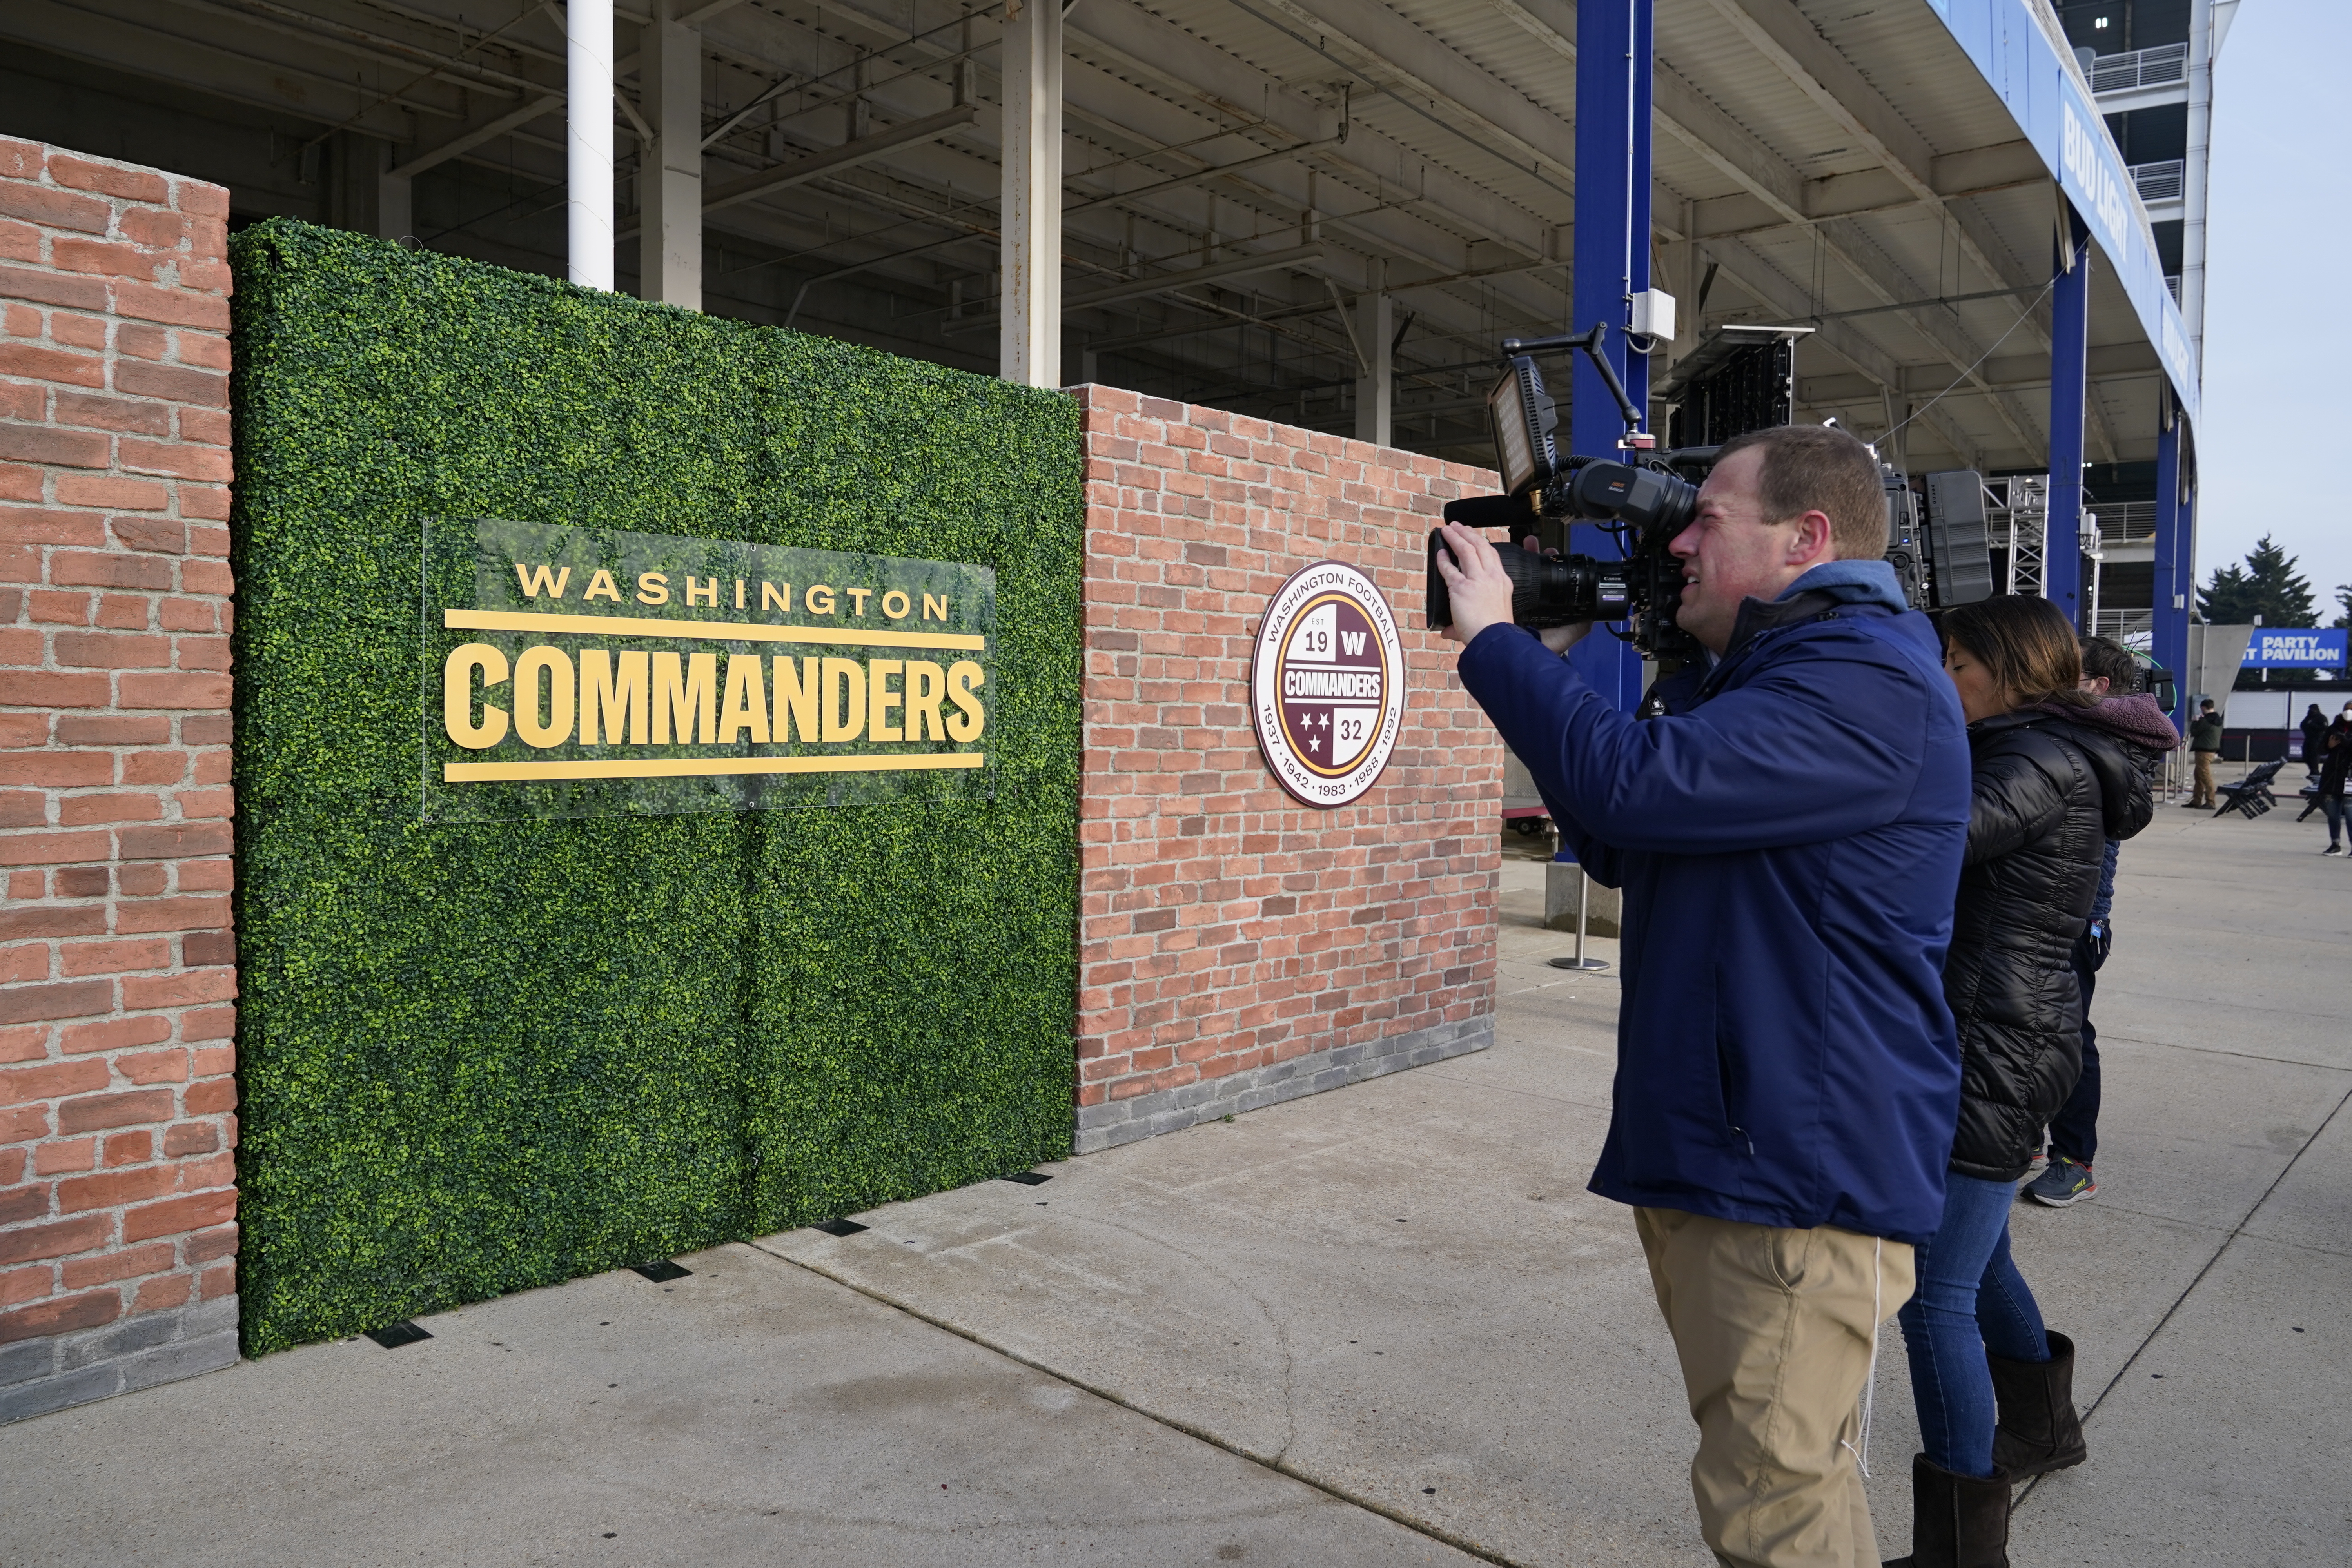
[2151,402,2187,726]
[1567,0,1651,712]
[2046,207,2091,629]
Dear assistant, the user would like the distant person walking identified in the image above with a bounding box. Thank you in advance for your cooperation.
[2315,730,2350,856]
[2027,638,2181,1210]
[2187,699,2223,808]
[2301,704,2330,779]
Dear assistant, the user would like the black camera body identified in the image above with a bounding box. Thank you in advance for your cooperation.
[1425,456,1706,663]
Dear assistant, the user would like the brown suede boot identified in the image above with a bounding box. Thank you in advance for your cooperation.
[1883,1452,2013,1568]
[1989,1328,2088,1477]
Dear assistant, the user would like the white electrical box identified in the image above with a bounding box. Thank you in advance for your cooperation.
[1630,289,1677,343]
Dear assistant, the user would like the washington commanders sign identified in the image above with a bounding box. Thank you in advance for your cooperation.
[423,517,992,820]
[1249,562,1406,809]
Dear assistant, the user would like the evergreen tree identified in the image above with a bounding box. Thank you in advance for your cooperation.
[2198,535,2316,626]
[2333,583,2352,631]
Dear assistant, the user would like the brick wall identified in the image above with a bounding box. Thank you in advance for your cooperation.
[0,139,239,1422]
[1073,385,1501,1151]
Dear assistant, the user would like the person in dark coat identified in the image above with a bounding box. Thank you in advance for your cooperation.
[1440,424,1969,1568]
[2301,704,2330,779]
[1884,596,2156,1568]
[2315,727,2351,854]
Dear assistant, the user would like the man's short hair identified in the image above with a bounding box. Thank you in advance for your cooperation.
[1713,424,1888,562]
[2202,699,2218,711]
[2078,635,2140,692]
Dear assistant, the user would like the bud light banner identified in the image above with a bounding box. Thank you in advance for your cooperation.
[2244,629,2349,668]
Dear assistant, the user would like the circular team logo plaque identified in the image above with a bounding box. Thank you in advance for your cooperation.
[1250,561,1407,809]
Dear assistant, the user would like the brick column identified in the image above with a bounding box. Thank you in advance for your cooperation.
[1072,387,1501,1151]
[0,139,238,1423]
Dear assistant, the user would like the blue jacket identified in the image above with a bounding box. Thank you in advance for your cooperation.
[1457,563,1969,1246]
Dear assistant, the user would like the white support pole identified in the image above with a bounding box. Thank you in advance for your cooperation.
[2181,0,2213,358]
[1354,285,1392,447]
[998,0,1062,387]
[567,0,617,291]
[640,2,702,308]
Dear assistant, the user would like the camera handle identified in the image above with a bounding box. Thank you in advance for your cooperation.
[1498,324,1644,439]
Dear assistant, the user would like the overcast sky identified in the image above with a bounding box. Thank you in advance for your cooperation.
[2197,0,2347,619]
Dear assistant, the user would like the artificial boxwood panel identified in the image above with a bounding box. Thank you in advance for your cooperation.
[229,221,1082,1354]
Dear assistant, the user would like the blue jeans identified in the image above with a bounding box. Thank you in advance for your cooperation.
[1895,1172,2050,1477]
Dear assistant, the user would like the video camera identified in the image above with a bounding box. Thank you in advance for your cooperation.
[1428,326,1980,667]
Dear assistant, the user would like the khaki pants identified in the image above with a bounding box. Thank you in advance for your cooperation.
[1636,1207,1916,1568]
[2192,750,2216,806]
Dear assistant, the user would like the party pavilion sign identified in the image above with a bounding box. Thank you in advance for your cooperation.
[423,518,993,819]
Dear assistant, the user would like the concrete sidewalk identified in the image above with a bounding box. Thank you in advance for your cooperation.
[6,802,2347,1566]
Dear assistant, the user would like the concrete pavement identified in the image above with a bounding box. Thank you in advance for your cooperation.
[5,799,2346,1566]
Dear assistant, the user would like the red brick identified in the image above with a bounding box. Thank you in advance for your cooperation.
[49,550,173,590]
[179,559,233,595]
[158,598,218,632]
[114,1051,187,1086]
[54,630,169,667]
[0,343,105,392]
[54,866,110,896]
[54,715,169,745]
[117,822,231,861]
[55,474,169,511]
[61,1239,176,1288]
[111,359,226,407]
[33,1139,94,1175]
[59,794,162,827]
[180,1007,235,1043]
[0,907,104,942]
[0,944,47,984]
[0,1214,109,1268]
[0,1059,110,1108]
[0,714,49,746]
[0,421,108,468]
[0,1102,49,1140]
[117,207,186,250]
[0,182,110,235]
[47,154,170,204]
[176,332,231,372]
[0,981,112,1027]
[118,438,230,482]
[183,1078,236,1115]
[59,1015,171,1054]
[0,263,109,311]
[0,1024,45,1064]
[133,1271,192,1312]
[0,505,107,546]
[111,282,229,332]
[56,1088,174,1134]
[0,1287,119,1345]
[51,237,162,282]
[177,407,230,448]
[120,1187,234,1243]
[162,1120,218,1156]
[57,1163,178,1213]
[117,863,165,896]
[0,1182,48,1225]
[111,895,229,935]
[197,1259,234,1299]
[28,589,94,624]
[0,1265,45,1307]
[50,313,107,350]
[102,1129,152,1165]
[185,1221,236,1262]
[174,181,230,218]
[120,970,232,1011]
[120,750,189,785]
[110,517,185,555]
[51,391,172,437]
[95,593,150,629]
[0,673,111,713]
[60,938,172,976]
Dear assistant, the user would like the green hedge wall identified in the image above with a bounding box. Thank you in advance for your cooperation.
[228,221,1083,1354]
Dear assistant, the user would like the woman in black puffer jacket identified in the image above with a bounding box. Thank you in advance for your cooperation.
[1887,596,2156,1568]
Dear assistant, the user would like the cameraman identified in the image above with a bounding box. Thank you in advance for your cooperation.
[1435,425,1969,1568]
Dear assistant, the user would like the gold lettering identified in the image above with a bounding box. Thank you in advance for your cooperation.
[514,563,570,601]
[652,651,719,744]
[922,593,948,621]
[771,656,820,742]
[580,649,649,744]
[583,569,622,603]
[882,590,911,620]
[719,653,771,744]
[904,661,947,741]
[820,657,866,742]
[685,575,720,608]
[806,584,836,615]
[847,587,873,616]
[637,572,671,606]
[869,659,904,742]
[443,643,510,750]
[734,579,746,610]
[512,645,575,748]
[946,660,986,743]
[762,581,792,612]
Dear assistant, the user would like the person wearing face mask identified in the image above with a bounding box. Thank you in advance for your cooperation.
[1435,424,1969,1568]
[1882,597,2155,1568]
